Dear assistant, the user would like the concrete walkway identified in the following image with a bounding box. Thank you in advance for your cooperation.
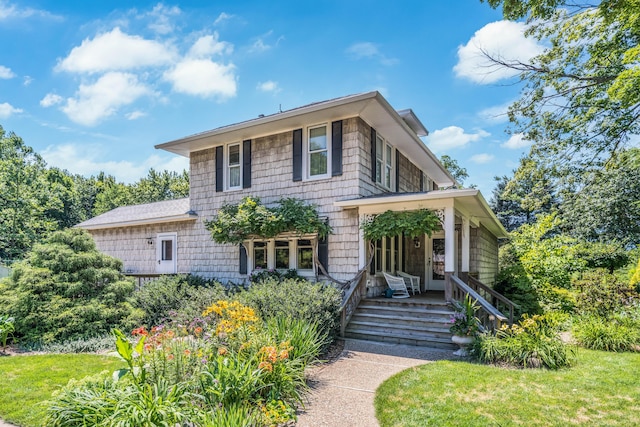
[296,339,454,427]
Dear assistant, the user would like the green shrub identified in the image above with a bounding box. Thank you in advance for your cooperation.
[132,274,227,327]
[572,269,639,317]
[574,241,630,273]
[0,229,143,343]
[22,334,114,353]
[239,278,341,340]
[474,313,576,369]
[494,265,541,317]
[573,312,640,352]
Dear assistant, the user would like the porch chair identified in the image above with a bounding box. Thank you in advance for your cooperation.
[398,271,421,295]
[383,272,410,298]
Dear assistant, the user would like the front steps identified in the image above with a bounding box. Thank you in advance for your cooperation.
[343,297,456,350]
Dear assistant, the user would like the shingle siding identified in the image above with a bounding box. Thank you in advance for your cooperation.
[470,224,499,285]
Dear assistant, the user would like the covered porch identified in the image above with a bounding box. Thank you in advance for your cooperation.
[334,188,509,302]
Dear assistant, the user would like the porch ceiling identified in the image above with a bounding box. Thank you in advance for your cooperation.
[334,189,509,238]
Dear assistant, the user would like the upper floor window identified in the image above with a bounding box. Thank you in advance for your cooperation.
[307,124,330,179]
[227,143,241,190]
[375,134,393,189]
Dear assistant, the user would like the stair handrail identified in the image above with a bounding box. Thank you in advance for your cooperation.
[450,275,508,331]
[339,274,367,337]
[467,276,518,325]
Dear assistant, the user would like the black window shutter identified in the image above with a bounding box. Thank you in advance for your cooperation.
[370,127,377,182]
[420,172,424,191]
[395,148,400,192]
[317,235,329,275]
[215,146,224,192]
[331,120,343,176]
[242,139,251,189]
[292,128,302,182]
[239,244,247,274]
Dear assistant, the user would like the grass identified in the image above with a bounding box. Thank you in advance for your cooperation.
[375,348,640,426]
[0,354,124,427]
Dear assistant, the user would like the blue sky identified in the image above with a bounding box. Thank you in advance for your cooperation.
[0,0,543,196]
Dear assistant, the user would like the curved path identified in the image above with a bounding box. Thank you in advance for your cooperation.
[297,339,454,426]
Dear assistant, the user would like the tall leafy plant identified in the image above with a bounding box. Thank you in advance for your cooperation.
[360,209,440,241]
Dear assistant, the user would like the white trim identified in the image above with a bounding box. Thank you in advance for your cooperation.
[304,122,331,180]
[156,232,177,274]
[78,214,197,230]
[225,142,242,191]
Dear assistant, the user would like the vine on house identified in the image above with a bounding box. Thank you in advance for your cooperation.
[361,209,441,241]
[204,197,331,244]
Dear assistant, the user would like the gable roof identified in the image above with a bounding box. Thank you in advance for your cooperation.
[75,198,196,230]
[155,91,456,187]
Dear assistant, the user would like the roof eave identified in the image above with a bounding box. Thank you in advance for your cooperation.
[77,213,198,230]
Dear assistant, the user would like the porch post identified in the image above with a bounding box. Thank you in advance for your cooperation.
[460,216,470,283]
[444,205,455,301]
[358,214,367,269]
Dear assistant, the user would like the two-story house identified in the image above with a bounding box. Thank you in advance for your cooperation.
[77,91,508,301]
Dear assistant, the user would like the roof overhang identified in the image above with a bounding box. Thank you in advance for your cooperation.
[334,189,509,238]
[156,91,455,187]
[78,213,198,230]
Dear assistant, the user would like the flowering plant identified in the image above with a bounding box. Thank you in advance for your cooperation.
[449,294,480,336]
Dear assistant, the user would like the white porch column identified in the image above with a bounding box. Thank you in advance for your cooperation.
[443,206,455,301]
[358,214,367,269]
[461,216,470,273]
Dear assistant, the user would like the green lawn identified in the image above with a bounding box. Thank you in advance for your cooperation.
[0,354,124,427]
[375,349,640,426]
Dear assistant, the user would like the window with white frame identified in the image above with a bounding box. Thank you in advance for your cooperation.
[373,236,401,273]
[227,143,241,190]
[247,237,316,273]
[307,124,329,178]
[375,134,393,189]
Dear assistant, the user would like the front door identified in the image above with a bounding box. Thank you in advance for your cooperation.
[156,232,177,274]
[426,234,446,291]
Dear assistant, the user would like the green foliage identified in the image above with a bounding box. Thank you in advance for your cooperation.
[439,154,469,187]
[573,312,640,352]
[572,269,639,318]
[132,274,227,328]
[574,241,631,273]
[20,334,114,354]
[249,268,304,284]
[0,314,15,350]
[0,228,143,343]
[361,209,440,241]
[205,197,331,244]
[449,295,480,336]
[474,313,575,369]
[631,258,640,290]
[239,278,342,341]
[494,262,541,317]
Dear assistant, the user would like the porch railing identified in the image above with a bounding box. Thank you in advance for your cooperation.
[450,275,508,331]
[339,274,367,337]
[467,276,518,325]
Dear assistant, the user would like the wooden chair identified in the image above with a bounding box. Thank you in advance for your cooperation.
[398,271,421,295]
[383,272,410,298]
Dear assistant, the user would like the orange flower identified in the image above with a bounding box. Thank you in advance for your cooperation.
[184,349,192,356]
[218,347,228,356]
[258,361,273,372]
[131,327,148,336]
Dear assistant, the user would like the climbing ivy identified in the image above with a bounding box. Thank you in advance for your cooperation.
[361,209,441,241]
[204,197,331,244]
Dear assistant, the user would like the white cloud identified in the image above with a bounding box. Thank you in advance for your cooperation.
[501,133,531,149]
[41,143,189,183]
[164,59,236,99]
[214,12,234,26]
[478,100,513,124]
[257,80,280,93]
[454,21,544,84]
[469,153,495,164]
[126,110,146,120]
[188,33,233,58]
[56,27,175,74]
[146,3,181,34]
[0,65,15,79]
[61,72,152,126]
[40,93,63,107]
[426,126,490,153]
[23,76,33,86]
[346,42,397,65]
[248,30,283,53]
[0,102,22,118]
[0,1,61,20]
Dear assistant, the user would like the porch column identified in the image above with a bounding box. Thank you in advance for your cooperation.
[444,205,455,301]
[460,216,470,283]
[358,214,367,270]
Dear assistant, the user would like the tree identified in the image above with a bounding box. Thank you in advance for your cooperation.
[131,168,189,204]
[0,126,53,261]
[439,155,470,187]
[482,0,640,172]
[0,228,142,343]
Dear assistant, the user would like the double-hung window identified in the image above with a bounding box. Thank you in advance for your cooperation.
[227,143,241,190]
[373,236,401,273]
[375,134,393,189]
[246,237,316,274]
[307,124,329,179]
